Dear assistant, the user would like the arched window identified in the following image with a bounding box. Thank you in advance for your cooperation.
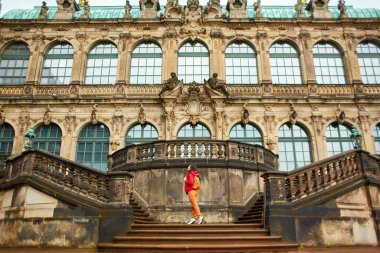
[278,123,312,171]
[76,123,110,171]
[357,42,380,84]
[0,43,30,85]
[32,123,62,155]
[229,123,262,145]
[269,43,302,85]
[178,42,209,83]
[125,123,159,146]
[130,43,162,84]
[0,123,14,157]
[41,43,74,85]
[326,123,353,157]
[374,123,380,155]
[225,43,258,84]
[313,43,346,85]
[177,123,211,139]
[85,43,118,85]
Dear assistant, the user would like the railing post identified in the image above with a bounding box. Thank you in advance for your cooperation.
[262,171,288,205]
[108,171,134,204]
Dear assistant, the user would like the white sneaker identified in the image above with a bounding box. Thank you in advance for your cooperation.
[187,218,196,224]
[198,216,204,224]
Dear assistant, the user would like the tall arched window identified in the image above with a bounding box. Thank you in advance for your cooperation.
[313,43,346,84]
[178,42,209,83]
[76,123,110,171]
[326,123,353,156]
[125,123,159,146]
[269,43,302,85]
[32,123,62,155]
[229,123,263,145]
[41,43,74,85]
[0,42,30,85]
[0,123,14,157]
[225,43,258,84]
[374,123,380,155]
[357,42,380,84]
[278,123,312,171]
[130,43,162,84]
[177,123,211,139]
[85,43,118,85]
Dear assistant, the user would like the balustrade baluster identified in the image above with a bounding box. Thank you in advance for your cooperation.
[98,177,108,202]
[169,144,175,158]
[191,143,196,158]
[197,142,203,158]
[217,144,224,159]
[136,146,142,161]
[211,143,217,158]
[64,166,73,188]
[238,144,243,160]
[204,143,210,158]
[72,168,81,192]
[176,143,181,159]
[89,174,98,199]
[183,143,189,158]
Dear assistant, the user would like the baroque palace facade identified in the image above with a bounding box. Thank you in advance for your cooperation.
[0,0,380,250]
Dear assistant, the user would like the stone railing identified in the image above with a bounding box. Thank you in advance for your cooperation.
[110,140,278,171]
[3,149,132,205]
[263,150,380,204]
[0,84,380,99]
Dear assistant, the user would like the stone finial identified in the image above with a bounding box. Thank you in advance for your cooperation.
[81,0,90,19]
[338,0,347,19]
[139,0,160,18]
[124,0,132,18]
[253,0,263,18]
[295,0,305,18]
[38,1,49,20]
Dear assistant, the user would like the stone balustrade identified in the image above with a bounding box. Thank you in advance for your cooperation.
[263,150,380,204]
[0,84,380,99]
[3,149,132,205]
[110,140,278,171]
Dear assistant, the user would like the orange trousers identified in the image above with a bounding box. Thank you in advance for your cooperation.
[188,190,201,218]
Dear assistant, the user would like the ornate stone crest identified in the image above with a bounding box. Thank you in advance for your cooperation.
[184,85,205,125]
[183,0,203,24]
[43,105,51,125]
[55,0,78,19]
[204,0,222,19]
[164,0,182,18]
[138,104,146,125]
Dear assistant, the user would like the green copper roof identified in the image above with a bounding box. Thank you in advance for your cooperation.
[2,5,380,20]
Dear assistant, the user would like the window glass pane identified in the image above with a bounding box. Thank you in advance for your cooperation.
[177,123,211,139]
[357,43,380,84]
[125,123,159,146]
[0,43,30,85]
[130,43,162,84]
[229,123,263,145]
[326,123,353,157]
[178,42,209,83]
[76,124,110,172]
[270,43,302,85]
[0,123,15,156]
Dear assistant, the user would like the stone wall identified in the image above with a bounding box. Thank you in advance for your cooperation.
[133,166,264,223]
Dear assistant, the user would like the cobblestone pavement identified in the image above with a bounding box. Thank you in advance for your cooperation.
[0,247,379,253]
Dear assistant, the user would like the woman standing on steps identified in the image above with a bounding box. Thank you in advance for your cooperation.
[184,164,204,224]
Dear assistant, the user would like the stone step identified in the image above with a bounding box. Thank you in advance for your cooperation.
[113,235,284,245]
[237,217,263,223]
[241,213,263,219]
[97,242,299,252]
[123,228,270,237]
[130,223,264,231]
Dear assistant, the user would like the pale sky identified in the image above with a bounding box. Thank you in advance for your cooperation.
[1,0,380,15]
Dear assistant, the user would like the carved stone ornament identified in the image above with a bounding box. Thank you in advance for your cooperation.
[43,105,51,125]
[69,84,80,96]
[253,0,263,18]
[38,1,49,20]
[306,0,332,19]
[182,0,204,24]
[138,104,146,125]
[159,72,183,97]
[0,105,5,125]
[204,0,222,19]
[241,103,249,125]
[90,104,99,125]
[338,0,347,19]
[55,0,78,19]
[81,0,90,19]
[124,0,132,18]
[110,137,121,152]
[184,85,205,126]
[164,0,182,18]
[295,0,305,18]
[226,0,247,19]
[139,0,160,19]
[204,73,230,98]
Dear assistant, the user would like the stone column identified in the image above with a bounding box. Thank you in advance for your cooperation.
[344,34,364,93]
[257,31,271,84]
[116,33,131,85]
[299,32,317,85]
[25,36,45,85]
[70,50,84,85]
[162,38,177,81]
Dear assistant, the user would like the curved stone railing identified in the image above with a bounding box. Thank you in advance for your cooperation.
[263,150,380,204]
[3,150,132,205]
[110,140,278,171]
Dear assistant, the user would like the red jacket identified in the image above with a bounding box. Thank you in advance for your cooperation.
[185,170,199,194]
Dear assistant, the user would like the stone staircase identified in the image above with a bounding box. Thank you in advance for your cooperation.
[235,195,264,224]
[97,224,299,252]
[130,193,158,224]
